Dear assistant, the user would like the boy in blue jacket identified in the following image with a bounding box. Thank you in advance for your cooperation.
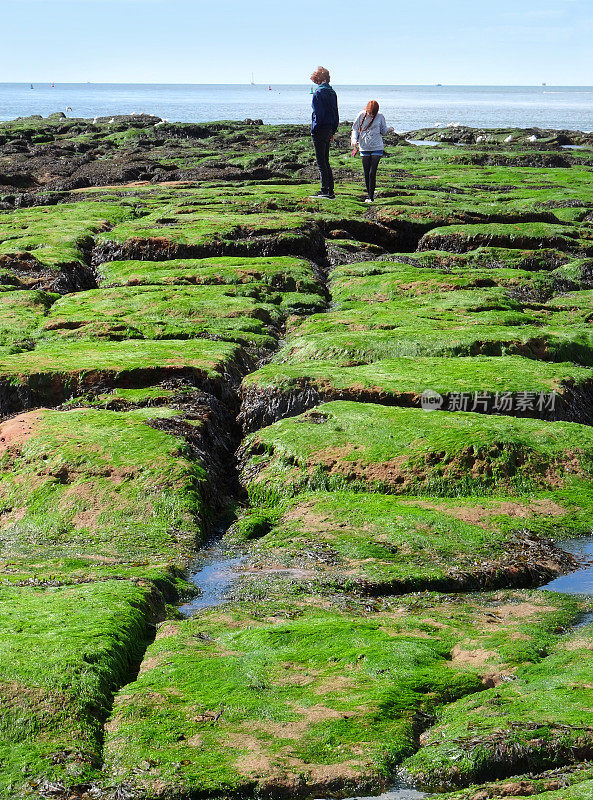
[310,66,339,199]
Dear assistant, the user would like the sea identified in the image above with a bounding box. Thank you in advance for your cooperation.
[1,84,593,131]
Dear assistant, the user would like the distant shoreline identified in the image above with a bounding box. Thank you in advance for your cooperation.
[2,83,593,88]
[2,115,592,142]
[2,85,592,130]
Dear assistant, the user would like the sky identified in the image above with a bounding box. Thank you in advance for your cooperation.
[1,0,591,85]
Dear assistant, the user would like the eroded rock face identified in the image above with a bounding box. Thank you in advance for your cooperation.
[1,116,593,799]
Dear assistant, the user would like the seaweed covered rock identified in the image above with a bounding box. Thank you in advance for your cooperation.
[103,592,578,799]
[1,115,593,798]
[238,402,593,498]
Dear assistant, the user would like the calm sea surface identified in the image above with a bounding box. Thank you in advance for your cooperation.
[1,84,593,131]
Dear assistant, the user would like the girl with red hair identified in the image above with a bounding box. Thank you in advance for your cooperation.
[351,100,394,203]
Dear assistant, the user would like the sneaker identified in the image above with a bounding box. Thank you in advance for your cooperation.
[310,192,335,199]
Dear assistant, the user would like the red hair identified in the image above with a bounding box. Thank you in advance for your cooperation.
[359,100,380,132]
[310,66,331,84]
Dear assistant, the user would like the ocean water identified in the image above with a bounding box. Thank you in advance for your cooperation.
[1,84,593,130]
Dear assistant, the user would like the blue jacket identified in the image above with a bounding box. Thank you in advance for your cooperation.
[311,83,339,134]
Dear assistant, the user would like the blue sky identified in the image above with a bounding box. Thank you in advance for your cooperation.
[1,0,591,85]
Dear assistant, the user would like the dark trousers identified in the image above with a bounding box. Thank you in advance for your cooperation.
[312,128,334,194]
[361,154,382,200]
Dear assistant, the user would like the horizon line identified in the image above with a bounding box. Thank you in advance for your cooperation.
[2,82,593,88]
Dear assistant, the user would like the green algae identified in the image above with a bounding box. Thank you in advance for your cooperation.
[0,580,158,799]
[60,385,188,411]
[227,489,588,592]
[285,285,593,354]
[412,246,572,272]
[0,290,57,353]
[102,592,579,798]
[329,261,557,305]
[243,354,593,404]
[547,288,593,311]
[292,288,547,328]
[1,118,593,797]
[435,768,593,800]
[0,407,205,582]
[98,255,321,293]
[279,317,593,365]
[404,621,593,789]
[0,337,243,402]
[239,402,593,500]
[418,222,589,254]
[91,185,318,252]
[0,202,134,269]
[43,284,284,348]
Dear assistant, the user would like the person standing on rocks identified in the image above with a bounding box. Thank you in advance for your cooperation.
[351,100,394,203]
[310,66,339,199]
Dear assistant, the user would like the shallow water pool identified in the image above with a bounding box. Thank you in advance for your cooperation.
[405,138,440,147]
[179,546,243,616]
[541,536,593,595]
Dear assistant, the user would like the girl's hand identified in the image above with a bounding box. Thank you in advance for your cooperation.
[351,146,358,157]
[387,127,395,133]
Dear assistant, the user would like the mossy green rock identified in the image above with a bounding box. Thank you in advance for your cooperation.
[0,406,204,582]
[239,402,593,499]
[103,592,577,798]
[241,355,593,429]
[98,255,321,293]
[43,284,285,348]
[0,338,245,413]
[0,581,157,798]
[228,489,585,592]
[0,290,56,353]
[2,117,593,797]
[0,202,133,269]
[404,622,593,790]
[418,222,588,254]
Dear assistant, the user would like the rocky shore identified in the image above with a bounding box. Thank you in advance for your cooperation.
[0,114,592,800]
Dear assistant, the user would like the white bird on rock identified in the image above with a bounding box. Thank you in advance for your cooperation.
[504,135,513,143]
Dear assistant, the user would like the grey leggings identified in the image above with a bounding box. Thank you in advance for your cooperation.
[361,153,382,200]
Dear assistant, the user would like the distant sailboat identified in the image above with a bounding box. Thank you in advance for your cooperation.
[250,72,255,86]
[30,84,34,90]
